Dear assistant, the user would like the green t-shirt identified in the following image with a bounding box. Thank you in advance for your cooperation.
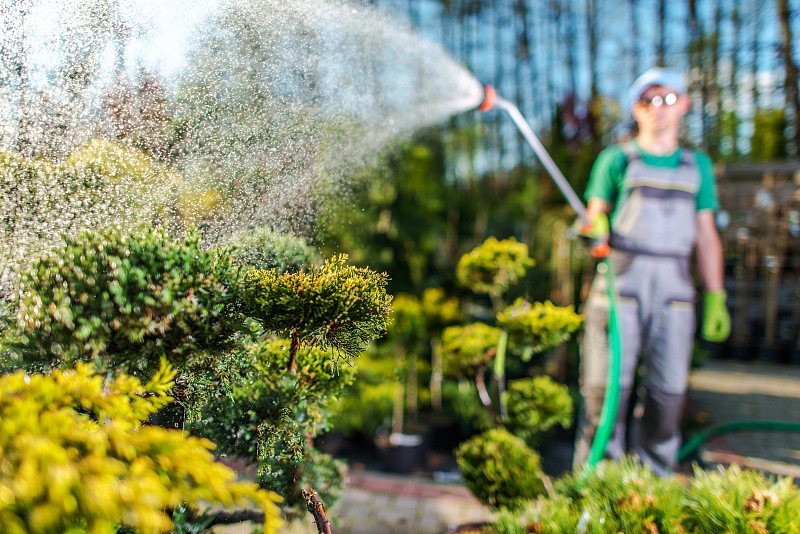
[584,140,719,225]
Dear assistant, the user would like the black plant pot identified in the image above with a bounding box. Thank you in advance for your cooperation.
[375,432,426,474]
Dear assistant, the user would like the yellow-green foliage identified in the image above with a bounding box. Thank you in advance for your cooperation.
[420,287,462,328]
[505,376,574,445]
[456,237,535,298]
[389,294,426,343]
[684,464,800,534]
[0,361,282,534]
[243,254,392,358]
[441,322,502,377]
[495,460,800,534]
[497,298,583,354]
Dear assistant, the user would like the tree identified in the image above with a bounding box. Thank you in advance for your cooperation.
[778,0,800,156]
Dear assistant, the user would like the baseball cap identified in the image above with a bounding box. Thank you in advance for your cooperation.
[628,67,687,107]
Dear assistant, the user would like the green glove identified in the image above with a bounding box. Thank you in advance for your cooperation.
[573,213,610,258]
[702,290,731,342]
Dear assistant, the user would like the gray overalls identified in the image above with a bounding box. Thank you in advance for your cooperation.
[573,143,699,476]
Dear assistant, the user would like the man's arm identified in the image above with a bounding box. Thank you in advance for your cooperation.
[695,210,724,291]
[586,198,611,221]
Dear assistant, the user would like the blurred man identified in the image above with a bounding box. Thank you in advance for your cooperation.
[573,67,731,476]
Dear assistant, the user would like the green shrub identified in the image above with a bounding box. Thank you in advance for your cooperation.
[187,337,356,511]
[505,376,573,446]
[243,254,392,365]
[455,428,546,510]
[12,226,244,378]
[493,459,800,534]
[456,237,535,301]
[441,322,502,377]
[0,361,282,534]
[497,298,583,356]
[227,228,321,273]
[683,464,800,533]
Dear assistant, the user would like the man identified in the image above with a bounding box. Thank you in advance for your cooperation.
[572,67,731,476]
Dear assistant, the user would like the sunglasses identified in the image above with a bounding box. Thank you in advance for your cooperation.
[638,92,679,108]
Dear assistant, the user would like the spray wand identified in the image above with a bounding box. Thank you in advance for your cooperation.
[477,85,622,486]
[480,86,589,225]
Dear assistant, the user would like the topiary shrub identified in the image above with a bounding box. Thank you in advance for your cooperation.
[243,254,392,371]
[445,236,580,434]
[496,298,583,356]
[505,376,573,447]
[456,236,535,306]
[12,225,244,378]
[6,223,393,527]
[455,427,546,510]
[0,361,282,534]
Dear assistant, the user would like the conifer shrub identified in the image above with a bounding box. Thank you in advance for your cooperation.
[683,464,800,534]
[505,376,573,447]
[243,254,392,368]
[455,428,546,510]
[13,225,244,378]
[187,337,356,510]
[492,459,800,534]
[456,236,535,301]
[496,298,582,355]
[0,361,282,534]
[7,224,393,523]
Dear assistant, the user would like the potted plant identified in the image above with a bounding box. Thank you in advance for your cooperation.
[440,236,580,525]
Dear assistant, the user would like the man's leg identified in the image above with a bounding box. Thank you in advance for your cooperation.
[633,259,695,476]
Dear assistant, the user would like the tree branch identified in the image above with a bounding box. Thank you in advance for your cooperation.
[302,487,332,534]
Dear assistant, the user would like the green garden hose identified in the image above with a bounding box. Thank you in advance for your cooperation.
[678,419,800,464]
[585,258,623,471]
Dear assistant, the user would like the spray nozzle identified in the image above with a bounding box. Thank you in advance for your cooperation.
[478,84,497,112]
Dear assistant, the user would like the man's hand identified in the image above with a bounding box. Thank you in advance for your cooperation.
[574,212,610,258]
[702,290,731,342]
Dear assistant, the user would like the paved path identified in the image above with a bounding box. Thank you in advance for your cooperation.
[280,472,493,534]
[215,359,800,533]
[213,471,494,534]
